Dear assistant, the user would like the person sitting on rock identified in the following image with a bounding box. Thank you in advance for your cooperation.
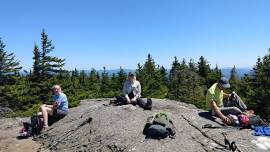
[110,72,152,110]
[206,77,250,125]
[38,85,68,129]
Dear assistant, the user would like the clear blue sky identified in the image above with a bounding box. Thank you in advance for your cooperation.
[1,0,270,70]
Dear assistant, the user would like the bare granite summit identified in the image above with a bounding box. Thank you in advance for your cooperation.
[35,98,263,152]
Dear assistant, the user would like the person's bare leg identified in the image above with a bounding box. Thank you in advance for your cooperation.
[41,107,52,128]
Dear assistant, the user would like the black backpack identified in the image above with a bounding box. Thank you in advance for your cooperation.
[238,114,267,128]
[30,115,44,135]
[143,113,176,139]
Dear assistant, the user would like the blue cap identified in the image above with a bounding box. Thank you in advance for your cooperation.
[219,77,230,89]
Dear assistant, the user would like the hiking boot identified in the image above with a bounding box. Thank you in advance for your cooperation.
[109,100,116,105]
[144,98,152,110]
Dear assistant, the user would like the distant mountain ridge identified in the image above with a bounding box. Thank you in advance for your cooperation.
[221,67,252,78]
[94,67,252,78]
[20,67,252,78]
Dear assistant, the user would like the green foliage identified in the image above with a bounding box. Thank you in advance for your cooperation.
[168,57,205,108]
[1,32,270,122]
[0,38,22,85]
[40,29,65,78]
[249,51,270,120]
[136,54,168,98]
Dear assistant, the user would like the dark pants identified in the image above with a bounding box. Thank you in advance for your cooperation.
[115,96,148,109]
[215,93,247,116]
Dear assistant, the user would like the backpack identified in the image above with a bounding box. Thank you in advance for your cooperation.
[143,112,176,139]
[30,115,44,135]
[238,114,267,128]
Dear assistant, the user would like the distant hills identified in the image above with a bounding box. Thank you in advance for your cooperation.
[220,67,253,78]
[21,67,253,78]
[95,67,253,78]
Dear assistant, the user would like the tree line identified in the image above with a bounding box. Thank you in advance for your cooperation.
[0,29,269,120]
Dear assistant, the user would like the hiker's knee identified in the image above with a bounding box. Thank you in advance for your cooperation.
[37,112,42,116]
[231,107,242,115]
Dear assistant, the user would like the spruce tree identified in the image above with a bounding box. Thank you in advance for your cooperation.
[197,56,211,78]
[101,67,111,95]
[32,43,41,79]
[40,29,65,78]
[251,51,270,120]
[188,59,197,72]
[117,67,127,91]
[229,65,240,92]
[168,57,181,99]
[0,38,22,85]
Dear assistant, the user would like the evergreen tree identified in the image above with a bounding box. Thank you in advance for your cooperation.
[40,29,65,78]
[197,56,211,78]
[168,57,181,99]
[101,67,111,95]
[229,65,240,92]
[160,66,168,86]
[251,51,270,120]
[138,54,168,98]
[32,43,41,78]
[168,57,204,107]
[0,38,22,85]
[79,70,87,86]
[188,59,197,72]
[117,67,127,91]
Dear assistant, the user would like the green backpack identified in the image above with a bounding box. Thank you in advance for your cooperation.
[143,112,176,139]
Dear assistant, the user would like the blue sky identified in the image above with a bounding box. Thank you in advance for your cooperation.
[1,0,270,70]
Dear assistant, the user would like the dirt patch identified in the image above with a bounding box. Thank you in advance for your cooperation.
[0,118,40,152]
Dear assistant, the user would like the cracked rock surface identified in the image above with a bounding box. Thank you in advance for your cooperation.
[36,98,263,152]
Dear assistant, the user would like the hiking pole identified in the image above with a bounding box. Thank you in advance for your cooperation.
[221,132,241,152]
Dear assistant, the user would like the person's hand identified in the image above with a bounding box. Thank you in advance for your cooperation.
[40,104,46,108]
[127,98,131,104]
[223,117,232,125]
[131,98,136,102]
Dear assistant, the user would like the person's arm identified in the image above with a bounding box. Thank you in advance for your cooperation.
[53,102,58,109]
[42,104,53,108]
[210,100,231,125]
[223,92,231,99]
[132,82,141,101]
[122,81,131,103]
[122,81,127,96]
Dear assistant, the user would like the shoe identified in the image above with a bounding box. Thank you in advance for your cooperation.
[144,98,152,110]
[43,125,49,131]
[109,100,115,105]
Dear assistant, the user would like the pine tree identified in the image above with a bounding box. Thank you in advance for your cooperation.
[79,70,87,86]
[32,43,41,79]
[137,54,168,98]
[168,57,181,99]
[0,38,22,85]
[251,51,270,120]
[188,59,197,72]
[101,67,111,95]
[197,56,211,78]
[40,29,65,78]
[229,65,240,92]
[168,57,204,107]
[160,66,168,85]
[117,67,127,91]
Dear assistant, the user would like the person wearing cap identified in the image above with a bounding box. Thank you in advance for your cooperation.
[112,72,152,110]
[206,77,248,125]
[38,85,68,129]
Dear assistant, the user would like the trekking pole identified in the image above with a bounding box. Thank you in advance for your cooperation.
[221,132,241,152]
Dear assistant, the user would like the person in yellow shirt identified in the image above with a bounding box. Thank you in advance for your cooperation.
[206,77,248,125]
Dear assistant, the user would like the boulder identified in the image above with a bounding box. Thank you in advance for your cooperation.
[36,98,265,152]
